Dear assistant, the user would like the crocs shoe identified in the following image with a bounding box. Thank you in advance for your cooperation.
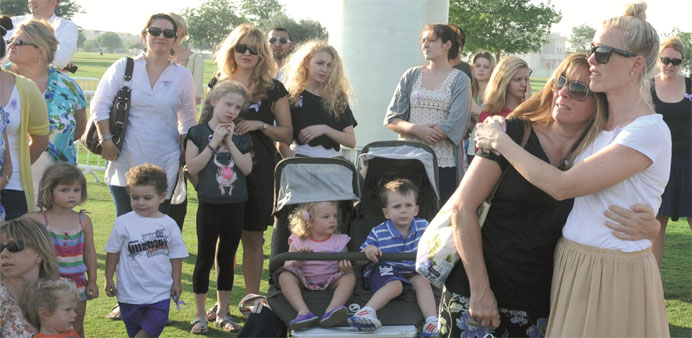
[421,317,439,337]
[290,312,319,331]
[320,306,348,327]
[347,307,381,332]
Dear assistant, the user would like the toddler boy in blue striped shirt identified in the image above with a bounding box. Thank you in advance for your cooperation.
[348,179,438,336]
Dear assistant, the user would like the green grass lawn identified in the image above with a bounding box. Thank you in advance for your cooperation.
[68,52,691,337]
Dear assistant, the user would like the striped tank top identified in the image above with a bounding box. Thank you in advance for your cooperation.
[44,211,87,275]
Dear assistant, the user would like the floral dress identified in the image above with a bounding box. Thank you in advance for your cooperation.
[0,105,9,220]
[0,283,36,337]
[43,67,87,163]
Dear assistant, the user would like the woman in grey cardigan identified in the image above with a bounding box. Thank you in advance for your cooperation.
[384,24,472,204]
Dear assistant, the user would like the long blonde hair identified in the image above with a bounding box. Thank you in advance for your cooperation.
[283,40,351,117]
[483,56,529,114]
[509,53,608,168]
[199,80,250,125]
[289,202,339,239]
[471,51,496,100]
[214,23,276,102]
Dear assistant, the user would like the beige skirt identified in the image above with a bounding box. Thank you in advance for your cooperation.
[546,237,669,337]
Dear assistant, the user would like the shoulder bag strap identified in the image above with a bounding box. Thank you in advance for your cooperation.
[110,57,133,148]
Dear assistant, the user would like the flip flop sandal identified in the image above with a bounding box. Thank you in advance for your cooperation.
[238,293,268,319]
[206,303,218,322]
[106,305,121,320]
[189,318,209,335]
[215,315,242,333]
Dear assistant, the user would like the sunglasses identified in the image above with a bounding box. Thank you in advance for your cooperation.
[0,240,25,253]
[589,43,637,64]
[145,27,176,39]
[660,57,683,66]
[553,76,591,101]
[269,37,290,45]
[7,38,38,48]
[235,43,258,56]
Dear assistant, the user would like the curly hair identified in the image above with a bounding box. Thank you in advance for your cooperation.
[125,164,167,195]
[21,278,79,329]
[214,23,276,102]
[283,40,351,118]
[288,201,339,239]
[36,163,87,210]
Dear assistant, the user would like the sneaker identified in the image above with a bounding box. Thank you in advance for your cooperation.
[347,307,381,332]
[421,317,439,337]
[320,306,348,327]
[290,312,319,331]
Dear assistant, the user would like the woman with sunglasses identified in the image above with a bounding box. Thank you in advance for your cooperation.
[651,37,691,266]
[0,217,60,337]
[202,23,292,331]
[441,53,659,337]
[91,13,196,218]
[0,16,49,220]
[5,20,87,210]
[385,24,471,205]
[476,2,670,336]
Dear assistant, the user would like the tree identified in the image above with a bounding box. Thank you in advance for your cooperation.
[0,0,84,19]
[95,32,123,53]
[182,0,245,51]
[82,39,99,53]
[569,24,596,52]
[77,29,86,48]
[668,29,692,75]
[261,13,328,44]
[449,0,561,60]
[236,0,282,26]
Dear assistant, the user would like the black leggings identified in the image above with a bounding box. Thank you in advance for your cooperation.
[192,202,244,294]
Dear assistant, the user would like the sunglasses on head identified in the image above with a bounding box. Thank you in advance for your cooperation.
[7,38,38,48]
[0,240,25,253]
[269,37,290,45]
[235,43,258,56]
[145,27,176,39]
[553,75,591,101]
[589,43,637,64]
[660,57,682,66]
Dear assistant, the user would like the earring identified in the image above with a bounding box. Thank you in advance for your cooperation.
[630,71,634,76]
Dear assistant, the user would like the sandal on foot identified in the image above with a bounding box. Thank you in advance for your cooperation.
[190,318,209,334]
[238,293,269,319]
[215,315,242,332]
[106,305,121,320]
[206,304,218,322]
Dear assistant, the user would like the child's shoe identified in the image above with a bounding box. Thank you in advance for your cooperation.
[421,316,439,337]
[347,307,381,332]
[290,312,319,330]
[320,305,348,327]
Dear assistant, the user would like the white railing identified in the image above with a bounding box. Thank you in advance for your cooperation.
[74,140,106,183]
[72,77,100,101]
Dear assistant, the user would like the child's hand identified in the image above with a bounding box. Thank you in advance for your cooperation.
[298,247,313,253]
[171,281,182,301]
[210,123,231,148]
[362,245,382,263]
[338,259,353,272]
[86,280,100,300]
[104,279,117,297]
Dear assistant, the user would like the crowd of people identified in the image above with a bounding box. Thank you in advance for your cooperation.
[0,0,688,337]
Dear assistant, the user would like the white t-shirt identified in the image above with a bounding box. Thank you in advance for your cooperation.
[104,211,188,304]
[562,114,671,252]
[8,14,78,68]
[4,86,22,191]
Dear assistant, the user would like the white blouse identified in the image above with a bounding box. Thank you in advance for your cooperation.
[91,55,196,198]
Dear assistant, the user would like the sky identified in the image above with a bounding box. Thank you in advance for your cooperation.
[71,0,692,40]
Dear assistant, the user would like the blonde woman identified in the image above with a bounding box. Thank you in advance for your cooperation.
[476,2,670,336]
[282,40,356,157]
[208,23,292,314]
[479,56,530,125]
[651,37,691,265]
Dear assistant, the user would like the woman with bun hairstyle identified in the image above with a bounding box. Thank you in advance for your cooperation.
[475,2,669,336]
[0,15,49,220]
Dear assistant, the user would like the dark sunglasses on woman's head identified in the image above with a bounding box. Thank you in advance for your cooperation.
[0,240,25,253]
[660,57,683,66]
[145,27,176,39]
[235,43,258,56]
[269,37,290,44]
[553,76,591,101]
[589,43,637,64]
[7,38,38,48]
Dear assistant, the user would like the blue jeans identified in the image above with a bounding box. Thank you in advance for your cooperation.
[1,189,28,220]
[108,185,171,217]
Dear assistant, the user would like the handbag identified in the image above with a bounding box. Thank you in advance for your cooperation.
[416,120,531,287]
[81,57,134,155]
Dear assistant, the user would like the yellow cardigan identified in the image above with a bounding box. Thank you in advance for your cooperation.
[9,71,49,212]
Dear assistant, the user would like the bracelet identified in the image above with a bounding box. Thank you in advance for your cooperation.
[262,123,267,131]
[99,133,113,142]
[207,144,217,154]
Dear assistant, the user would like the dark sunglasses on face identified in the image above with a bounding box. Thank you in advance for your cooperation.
[553,75,591,101]
[0,240,25,253]
[660,57,683,66]
[146,27,176,39]
[7,38,38,48]
[269,37,290,45]
[589,43,637,64]
[235,43,258,56]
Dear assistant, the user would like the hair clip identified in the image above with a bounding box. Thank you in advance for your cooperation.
[302,210,310,221]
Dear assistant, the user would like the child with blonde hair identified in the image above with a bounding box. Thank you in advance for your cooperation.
[24,163,98,338]
[276,201,355,330]
[21,278,80,338]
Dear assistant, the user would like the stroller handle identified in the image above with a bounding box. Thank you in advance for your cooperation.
[268,252,417,273]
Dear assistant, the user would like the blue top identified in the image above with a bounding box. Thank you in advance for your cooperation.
[360,217,429,268]
[43,67,87,163]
